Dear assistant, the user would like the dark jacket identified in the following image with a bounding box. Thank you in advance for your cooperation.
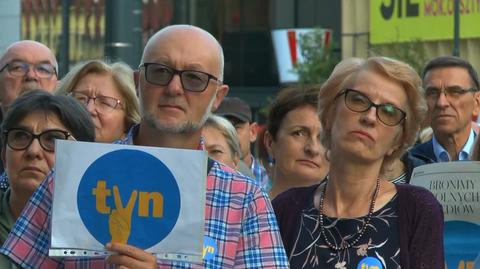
[410,130,477,163]
[409,140,437,164]
[272,183,445,269]
[402,151,430,183]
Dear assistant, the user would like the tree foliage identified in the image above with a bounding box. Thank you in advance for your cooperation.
[293,28,340,86]
[370,39,428,74]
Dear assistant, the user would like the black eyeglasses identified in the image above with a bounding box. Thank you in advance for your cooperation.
[424,86,477,101]
[338,89,407,126]
[4,128,73,152]
[70,92,123,113]
[0,61,57,79]
[139,63,221,92]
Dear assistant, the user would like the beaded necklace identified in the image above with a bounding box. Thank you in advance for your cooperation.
[318,177,380,251]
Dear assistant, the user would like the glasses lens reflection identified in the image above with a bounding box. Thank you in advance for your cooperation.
[343,89,405,126]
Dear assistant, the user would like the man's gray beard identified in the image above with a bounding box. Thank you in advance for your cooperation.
[141,96,215,135]
[20,82,42,93]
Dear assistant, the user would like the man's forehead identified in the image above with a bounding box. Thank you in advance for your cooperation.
[425,66,468,76]
[143,29,220,63]
[424,67,472,85]
[144,54,213,69]
[3,44,55,65]
[148,26,219,49]
[144,46,218,65]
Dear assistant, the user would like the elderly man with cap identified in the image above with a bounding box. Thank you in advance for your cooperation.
[215,97,269,187]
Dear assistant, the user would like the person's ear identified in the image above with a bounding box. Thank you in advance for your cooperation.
[211,84,229,112]
[249,122,258,143]
[385,130,403,157]
[264,130,274,156]
[472,91,480,117]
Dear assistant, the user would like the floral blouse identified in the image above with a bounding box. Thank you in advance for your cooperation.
[288,195,400,269]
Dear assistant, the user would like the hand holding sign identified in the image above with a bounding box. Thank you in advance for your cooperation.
[105,242,157,269]
[109,186,138,244]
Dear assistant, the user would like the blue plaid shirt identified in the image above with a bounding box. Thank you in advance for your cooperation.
[250,156,270,188]
[0,125,289,268]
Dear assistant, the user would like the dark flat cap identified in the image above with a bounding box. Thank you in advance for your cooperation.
[215,97,252,122]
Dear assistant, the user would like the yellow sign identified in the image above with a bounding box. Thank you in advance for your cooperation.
[370,0,480,44]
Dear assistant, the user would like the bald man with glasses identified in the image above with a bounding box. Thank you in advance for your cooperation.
[0,40,58,115]
[410,56,480,162]
[0,25,289,268]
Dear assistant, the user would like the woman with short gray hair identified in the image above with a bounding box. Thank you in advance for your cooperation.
[202,114,242,170]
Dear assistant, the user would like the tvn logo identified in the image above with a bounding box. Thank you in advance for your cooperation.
[78,149,181,248]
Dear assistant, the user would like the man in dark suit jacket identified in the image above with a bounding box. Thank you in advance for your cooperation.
[410,56,480,162]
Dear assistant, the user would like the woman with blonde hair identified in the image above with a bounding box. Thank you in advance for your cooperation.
[273,57,444,268]
[56,60,140,142]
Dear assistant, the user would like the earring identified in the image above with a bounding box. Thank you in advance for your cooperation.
[267,155,275,167]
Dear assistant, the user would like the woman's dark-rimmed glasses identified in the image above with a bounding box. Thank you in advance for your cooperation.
[4,128,73,152]
[338,89,407,126]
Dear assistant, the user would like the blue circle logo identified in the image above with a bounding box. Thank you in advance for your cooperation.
[77,149,181,248]
[357,257,383,269]
[444,221,480,269]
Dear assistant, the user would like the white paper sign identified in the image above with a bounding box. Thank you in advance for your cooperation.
[410,161,480,269]
[410,161,480,224]
[50,140,207,262]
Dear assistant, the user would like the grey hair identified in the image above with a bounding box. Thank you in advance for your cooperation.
[204,114,242,160]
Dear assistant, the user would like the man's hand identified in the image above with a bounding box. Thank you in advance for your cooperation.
[105,242,157,269]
